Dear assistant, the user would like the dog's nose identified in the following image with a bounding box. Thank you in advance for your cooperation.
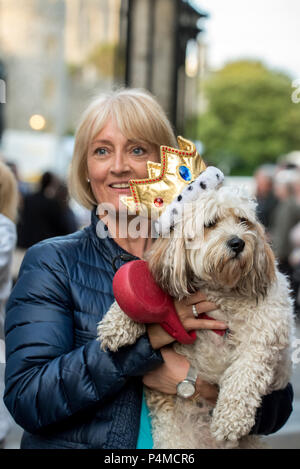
[227,236,245,254]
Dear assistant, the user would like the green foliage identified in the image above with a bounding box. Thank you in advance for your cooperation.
[86,42,125,79]
[185,60,300,175]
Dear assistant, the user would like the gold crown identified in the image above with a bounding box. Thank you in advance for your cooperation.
[120,136,206,217]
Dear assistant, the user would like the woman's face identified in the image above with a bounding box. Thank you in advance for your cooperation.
[87,117,160,213]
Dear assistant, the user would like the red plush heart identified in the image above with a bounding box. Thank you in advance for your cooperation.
[112,260,196,344]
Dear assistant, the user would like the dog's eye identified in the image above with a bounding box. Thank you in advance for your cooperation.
[204,220,217,228]
[239,217,248,224]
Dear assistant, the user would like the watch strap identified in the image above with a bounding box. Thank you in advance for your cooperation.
[186,364,198,384]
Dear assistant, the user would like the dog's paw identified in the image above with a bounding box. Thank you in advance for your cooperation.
[211,420,240,443]
[211,401,255,443]
[97,302,146,352]
[211,412,237,442]
[97,319,119,352]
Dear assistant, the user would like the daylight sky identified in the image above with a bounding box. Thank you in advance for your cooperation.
[195,0,300,79]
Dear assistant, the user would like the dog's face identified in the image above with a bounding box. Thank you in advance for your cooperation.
[146,186,276,299]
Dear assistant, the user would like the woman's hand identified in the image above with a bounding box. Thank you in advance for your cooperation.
[147,290,227,349]
[174,290,226,333]
[143,347,189,394]
[143,347,219,405]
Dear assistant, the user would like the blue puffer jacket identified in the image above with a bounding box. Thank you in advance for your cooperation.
[4,208,163,449]
[4,208,294,449]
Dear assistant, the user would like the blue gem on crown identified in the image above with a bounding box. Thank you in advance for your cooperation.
[179,165,192,181]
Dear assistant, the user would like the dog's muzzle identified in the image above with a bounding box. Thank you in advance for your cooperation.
[227,236,245,255]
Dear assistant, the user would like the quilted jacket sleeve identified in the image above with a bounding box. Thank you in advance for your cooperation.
[4,243,163,434]
[251,382,294,435]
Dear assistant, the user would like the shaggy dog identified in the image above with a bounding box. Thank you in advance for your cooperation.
[97,186,294,449]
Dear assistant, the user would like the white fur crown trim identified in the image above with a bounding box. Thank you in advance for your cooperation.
[155,166,224,236]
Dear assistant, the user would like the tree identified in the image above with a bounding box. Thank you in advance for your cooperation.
[86,42,125,80]
[185,60,300,175]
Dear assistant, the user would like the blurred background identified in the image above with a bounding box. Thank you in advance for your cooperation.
[0,0,300,449]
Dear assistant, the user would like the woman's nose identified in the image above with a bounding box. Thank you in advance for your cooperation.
[110,150,130,174]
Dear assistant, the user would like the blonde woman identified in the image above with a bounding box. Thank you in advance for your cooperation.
[4,89,293,449]
[0,161,18,447]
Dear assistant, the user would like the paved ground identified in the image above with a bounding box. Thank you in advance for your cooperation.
[3,324,300,450]
[3,422,22,449]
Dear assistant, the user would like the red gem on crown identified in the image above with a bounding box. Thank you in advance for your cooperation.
[154,197,164,207]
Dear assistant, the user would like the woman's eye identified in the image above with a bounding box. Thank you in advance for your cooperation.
[132,147,145,156]
[204,220,217,228]
[94,147,108,156]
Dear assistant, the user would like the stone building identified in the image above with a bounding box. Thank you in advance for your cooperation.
[0,0,122,135]
[124,0,207,133]
[0,0,206,135]
[0,0,207,177]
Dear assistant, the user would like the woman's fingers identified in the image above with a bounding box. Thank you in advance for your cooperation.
[194,301,217,315]
[185,291,207,305]
[173,295,227,332]
[184,318,228,332]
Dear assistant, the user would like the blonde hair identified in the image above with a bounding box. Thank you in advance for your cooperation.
[68,88,177,209]
[0,161,19,222]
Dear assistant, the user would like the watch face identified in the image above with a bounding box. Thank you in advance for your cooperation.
[177,380,195,398]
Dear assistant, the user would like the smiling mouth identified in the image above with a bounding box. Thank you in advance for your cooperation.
[109,183,130,189]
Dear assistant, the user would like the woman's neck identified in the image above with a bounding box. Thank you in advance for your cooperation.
[115,235,154,259]
[102,213,156,259]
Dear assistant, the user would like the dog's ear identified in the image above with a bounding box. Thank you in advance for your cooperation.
[251,222,276,297]
[145,234,189,299]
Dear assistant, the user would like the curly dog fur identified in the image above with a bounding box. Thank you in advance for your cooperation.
[97,186,295,449]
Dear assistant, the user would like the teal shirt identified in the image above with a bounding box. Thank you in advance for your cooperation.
[136,389,153,449]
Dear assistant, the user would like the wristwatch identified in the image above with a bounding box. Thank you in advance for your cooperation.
[176,364,198,398]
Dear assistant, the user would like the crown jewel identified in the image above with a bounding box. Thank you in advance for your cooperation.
[120,136,206,218]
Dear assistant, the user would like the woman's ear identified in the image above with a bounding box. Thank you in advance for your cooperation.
[145,234,188,299]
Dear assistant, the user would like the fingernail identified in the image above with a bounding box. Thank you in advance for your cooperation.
[217,322,228,328]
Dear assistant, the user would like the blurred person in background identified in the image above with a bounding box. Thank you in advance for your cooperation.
[287,169,300,317]
[254,164,278,232]
[289,223,300,318]
[269,168,300,282]
[5,162,31,200]
[0,162,18,447]
[55,182,79,234]
[17,171,78,250]
[3,161,32,283]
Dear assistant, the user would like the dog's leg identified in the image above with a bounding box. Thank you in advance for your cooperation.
[97,300,146,351]
[210,347,281,442]
[145,390,180,449]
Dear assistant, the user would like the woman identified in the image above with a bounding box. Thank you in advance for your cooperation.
[0,161,18,447]
[17,171,78,249]
[4,89,293,449]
